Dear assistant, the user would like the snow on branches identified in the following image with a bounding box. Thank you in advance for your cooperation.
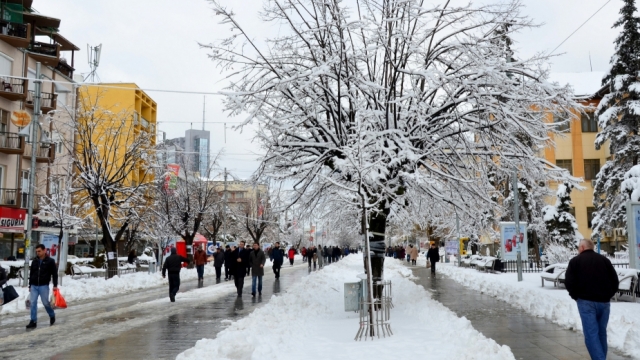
[542,183,579,249]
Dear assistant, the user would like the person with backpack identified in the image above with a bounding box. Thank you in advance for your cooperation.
[162,247,189,302]
[26,244,58,329]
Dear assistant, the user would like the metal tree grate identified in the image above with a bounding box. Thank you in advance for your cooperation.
[355,280,393,341]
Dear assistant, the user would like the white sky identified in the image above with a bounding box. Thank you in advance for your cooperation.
[35,0,620,177]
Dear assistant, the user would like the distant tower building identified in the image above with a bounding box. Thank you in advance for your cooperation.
[185,129,211,175]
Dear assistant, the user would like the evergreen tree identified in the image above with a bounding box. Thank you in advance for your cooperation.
[542,183,578,248]
[593,0,640,232]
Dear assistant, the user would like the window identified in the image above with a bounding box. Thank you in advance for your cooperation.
[556,159,573,175]
[584,159,601,180]
[587,207,595,228]
[581,112,598,133]
[235,192,244,199]
[553,112,571,132]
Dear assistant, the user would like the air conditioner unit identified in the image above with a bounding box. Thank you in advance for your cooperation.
[604,229,613,238]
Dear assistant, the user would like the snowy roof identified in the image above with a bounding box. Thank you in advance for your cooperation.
[548,72,606,97]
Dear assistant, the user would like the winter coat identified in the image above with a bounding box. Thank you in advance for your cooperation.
[344,248,350,256]
[409,247,419,261]
[224,249,232,266]
[29,256,58,287]
[213,251,225,267]
[162,254,189,276]
[565,249,619,303]
[301,248,307,256]
[194,250,208,266]
[426,248,439,263]
[250,249,266,277]
[0,265,7,287]
[288,248,296,259]
[317,248,324,266]
[230,248,250,276]
[271,247,284,264]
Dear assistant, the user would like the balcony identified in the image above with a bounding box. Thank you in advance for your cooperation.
[55,60,74,78]
[0,188,18,207]
[26,41,60,67]
[20,192,43,212]
[0,77,27,102]
[0,132,24,154]
[23,144,54,163]
[0,21,30,48]
[26,91,57,113]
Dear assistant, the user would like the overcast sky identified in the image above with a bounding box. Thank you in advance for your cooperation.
[36,0,620,178]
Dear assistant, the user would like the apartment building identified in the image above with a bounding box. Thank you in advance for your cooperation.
[0,1,78,259]
[543,72,622,252]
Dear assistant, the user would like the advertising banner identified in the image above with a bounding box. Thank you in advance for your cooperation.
[500,222,528,261]
[162,238,178,262]
[41,233,60,257]
[206,241,216,255]
[164,164,180,190]
[445,241,459,256]
[0,207,26,233]
[626,202,640,269]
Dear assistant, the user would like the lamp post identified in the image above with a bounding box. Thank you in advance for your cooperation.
[21,62,43,287]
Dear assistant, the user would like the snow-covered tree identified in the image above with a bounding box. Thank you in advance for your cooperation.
[72,89,153,277]
[206,0,578,330]
[593,0,640,233]
[542,183,578,249]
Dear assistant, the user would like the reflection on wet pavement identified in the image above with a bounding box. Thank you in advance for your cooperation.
[50,266,308,360]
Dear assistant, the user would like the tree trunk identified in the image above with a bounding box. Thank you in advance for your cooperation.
[366,207,388,305]
[102,238,119,279]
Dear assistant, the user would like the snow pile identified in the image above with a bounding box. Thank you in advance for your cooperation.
[177,255,515,360]
[0,265,217,316]
[622,164,640,202]
[438,264,640,359]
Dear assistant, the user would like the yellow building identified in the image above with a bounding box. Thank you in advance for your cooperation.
[78,83,157,186]
[543,73,621,252]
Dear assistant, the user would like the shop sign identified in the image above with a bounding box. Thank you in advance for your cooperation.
[0,207,26,232]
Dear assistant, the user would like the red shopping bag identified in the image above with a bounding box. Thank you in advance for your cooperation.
[52,288,67,309]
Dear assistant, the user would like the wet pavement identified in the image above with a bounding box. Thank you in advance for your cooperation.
[411,266,629,360]
[0,264,309,360]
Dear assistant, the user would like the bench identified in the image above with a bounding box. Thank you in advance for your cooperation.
[72,264,105,279]
[615,269,638,302]
[540,264,568,287]
[476,257,497,272]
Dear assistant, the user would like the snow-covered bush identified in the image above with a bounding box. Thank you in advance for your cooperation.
[544,242,578,264]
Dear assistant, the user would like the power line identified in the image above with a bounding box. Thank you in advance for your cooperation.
[549,0,612,56]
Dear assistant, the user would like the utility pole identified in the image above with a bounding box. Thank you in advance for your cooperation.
[513,167,523,282]
[455,211,461,267]
[23,62,42,286]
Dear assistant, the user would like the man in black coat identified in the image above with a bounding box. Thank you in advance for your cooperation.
[223,245,232,280]
[565,239,619,360]
[426,243,439,274]
[162,247,189,302]
[26,244,58,329]
[270,242,284,279]
[213,247,225,280]
[231,241,250,296]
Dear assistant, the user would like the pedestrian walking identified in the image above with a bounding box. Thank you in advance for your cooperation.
[301,247,307,262]
[245,244,252,277]
[127,249,137,264]
[231,242,249,296]
[565,239,619,360]
[312,246,318,269]
[224,245,232,280]
[162,247,189,302]
[317,246,324,269]
[213,247,225,280]
[194,245,207,282]
[26,244,58,329]
[426,243,439,274]
[250,242,266,297]
[270,242,284,279]
[288,247,296,266]
[409,244,418,266]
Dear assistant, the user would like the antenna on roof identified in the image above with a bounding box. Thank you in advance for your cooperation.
[589,52,593,72]
[86,44,102,83]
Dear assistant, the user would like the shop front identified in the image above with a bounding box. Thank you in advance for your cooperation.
[0,207,27,260]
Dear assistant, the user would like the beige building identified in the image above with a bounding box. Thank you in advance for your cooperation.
[0,2,78,259]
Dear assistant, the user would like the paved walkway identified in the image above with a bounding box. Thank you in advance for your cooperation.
[410,266,629,360]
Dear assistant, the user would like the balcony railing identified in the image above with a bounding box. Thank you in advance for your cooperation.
[55,60,74,78]
[0,188,18,206]
[0,77,27,101]
[26,91,57,111]
[0,21,30,48]
[0,132,24,154]
[20,193,43,211]
[29,41,58,57]
[141,117,149,129]
[24,144,53,162]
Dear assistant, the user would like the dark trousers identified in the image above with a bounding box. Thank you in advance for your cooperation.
[411,260,416,265]
[430,261,437,273]
[168,273,181,296]
[196,265,204,279]
[215,266,222,279]
[224,265,230,279]
[289,258,294,266]
[273,260,282,278]
[234,274,244,296]
[246,267,250,277]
